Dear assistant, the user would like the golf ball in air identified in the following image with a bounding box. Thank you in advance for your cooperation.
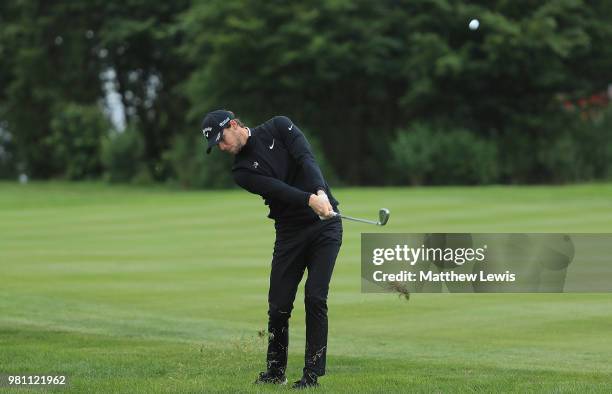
[469,19,479,30]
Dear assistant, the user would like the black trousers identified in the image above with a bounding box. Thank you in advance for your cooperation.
[266,217,342,377]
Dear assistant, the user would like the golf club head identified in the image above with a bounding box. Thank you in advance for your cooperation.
[378,208,390,226]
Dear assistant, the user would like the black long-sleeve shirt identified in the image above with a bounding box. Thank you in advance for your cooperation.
[232,116,339,227]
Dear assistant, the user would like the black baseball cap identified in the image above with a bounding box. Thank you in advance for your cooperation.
[201,109,235,154]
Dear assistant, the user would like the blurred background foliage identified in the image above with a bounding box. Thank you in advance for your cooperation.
[1,0,611,187]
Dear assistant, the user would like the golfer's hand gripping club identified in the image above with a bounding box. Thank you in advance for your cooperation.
[310,190,390,226]
[309,191,334,219]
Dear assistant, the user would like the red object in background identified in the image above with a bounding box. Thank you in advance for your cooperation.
[561,88,610,115]
[588,93,608,106]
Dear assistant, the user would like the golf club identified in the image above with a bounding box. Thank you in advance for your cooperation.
[324,208,390,226]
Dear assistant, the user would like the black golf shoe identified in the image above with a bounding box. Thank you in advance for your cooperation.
[254,370,287,385]
[291,372,319,389]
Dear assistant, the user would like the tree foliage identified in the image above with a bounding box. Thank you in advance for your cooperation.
[178,0,612,184]
[1,0,611,185]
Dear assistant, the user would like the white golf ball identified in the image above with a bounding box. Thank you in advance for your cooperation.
[469,19,480,30]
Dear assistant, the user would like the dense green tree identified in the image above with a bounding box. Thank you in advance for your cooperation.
[0,1,106,177]
[98,1,191,181]
[47,103,109,180]
[0,0,190,180]
[179,0,412,184]
[101,126,147,183]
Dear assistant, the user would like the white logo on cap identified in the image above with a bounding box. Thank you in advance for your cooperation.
[203,127,212,139]
[253,161,259,169]
[219,117,230,127]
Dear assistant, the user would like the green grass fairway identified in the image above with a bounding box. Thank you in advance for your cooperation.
[2,182,612,393]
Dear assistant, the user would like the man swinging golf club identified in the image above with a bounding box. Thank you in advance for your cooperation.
[202,109,342,389]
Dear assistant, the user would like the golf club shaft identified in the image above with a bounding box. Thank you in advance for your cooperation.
[338,214,379,225]
[328,212,380,225]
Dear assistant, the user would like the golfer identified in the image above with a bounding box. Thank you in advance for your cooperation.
[202,110,342,389]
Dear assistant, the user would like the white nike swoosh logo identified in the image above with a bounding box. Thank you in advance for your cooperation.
[288,124,293,130]
[269,139,275,149]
